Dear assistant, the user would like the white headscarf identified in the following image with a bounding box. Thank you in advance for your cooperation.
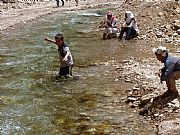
[124,11,139,33]
[125,11,134,24]
[152,46,169,57]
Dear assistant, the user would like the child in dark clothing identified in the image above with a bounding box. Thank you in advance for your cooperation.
[44,34,73,78]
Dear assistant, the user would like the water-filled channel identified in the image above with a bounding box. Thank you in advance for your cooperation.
[0,7,155,134]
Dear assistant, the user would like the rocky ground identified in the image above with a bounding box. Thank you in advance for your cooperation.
[0,0,180,134]
[0,0,100,32]
[113,1,180,134]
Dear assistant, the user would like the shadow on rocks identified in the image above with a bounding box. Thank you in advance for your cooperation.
[139,90,179,116]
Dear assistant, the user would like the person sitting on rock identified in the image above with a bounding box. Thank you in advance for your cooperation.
[118,11,139,40]
[103,11,118,40]
[152,46,180,96]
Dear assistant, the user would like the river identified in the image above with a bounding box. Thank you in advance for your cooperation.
[0,6,156,135]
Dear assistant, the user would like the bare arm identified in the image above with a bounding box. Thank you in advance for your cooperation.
[44,36,56,44]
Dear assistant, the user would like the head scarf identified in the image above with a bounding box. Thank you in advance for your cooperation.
[152,46,168,57]
[106,11,113,20]
[107,11,112,16]
[125,11,134,24]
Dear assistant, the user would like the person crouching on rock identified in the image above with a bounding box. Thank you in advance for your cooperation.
[118,11,139,40]
[103,11,118,40]
[152,46,180,96]
[44,34,74,78]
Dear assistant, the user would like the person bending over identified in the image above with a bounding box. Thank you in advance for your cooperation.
[152,46,180,96]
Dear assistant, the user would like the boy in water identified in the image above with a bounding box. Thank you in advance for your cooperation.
[44,34,73,78]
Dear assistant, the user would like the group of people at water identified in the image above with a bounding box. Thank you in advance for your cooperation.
[103,10,139,40]
[44,10,180,98]
[102,10,180,97]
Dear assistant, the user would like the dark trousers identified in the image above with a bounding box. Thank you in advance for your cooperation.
[56,0,64,7]
[118,27,137,40]
[59,65,73,77]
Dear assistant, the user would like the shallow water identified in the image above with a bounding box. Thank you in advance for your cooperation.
[0,8,155,135]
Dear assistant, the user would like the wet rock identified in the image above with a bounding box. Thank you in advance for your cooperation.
[79,112,88,117]
[86,128,97,133]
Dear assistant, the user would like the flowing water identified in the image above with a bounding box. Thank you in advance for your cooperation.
[0,7,156,135]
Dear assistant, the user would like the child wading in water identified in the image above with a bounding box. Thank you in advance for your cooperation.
[44,34,74,78]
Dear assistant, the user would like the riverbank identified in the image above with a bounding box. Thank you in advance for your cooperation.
[0,0,111,33]
[113,1,180,134]
[1,0,179,45]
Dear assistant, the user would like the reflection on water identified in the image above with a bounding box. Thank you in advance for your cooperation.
[0,8,155,134]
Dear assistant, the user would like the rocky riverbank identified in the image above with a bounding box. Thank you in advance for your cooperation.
[113,1,180,134]
[98,0,180,134]
[0,0,102,32]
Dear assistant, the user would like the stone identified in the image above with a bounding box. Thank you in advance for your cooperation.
[159,119,180,135]
[127,97,138,103]
[173,20,180,30]
[156,31,163,38]
[177,29,180,35]
[158,12,163,17]
[173,33,178,37]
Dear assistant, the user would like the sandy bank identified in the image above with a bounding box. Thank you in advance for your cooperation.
[0,0,110,33]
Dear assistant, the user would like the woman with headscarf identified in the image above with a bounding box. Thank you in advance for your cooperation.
[152,46,180,96]
[118,11,139,40]
[103,11,118,40]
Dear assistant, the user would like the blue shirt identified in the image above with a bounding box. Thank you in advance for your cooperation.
[161,55,180,81]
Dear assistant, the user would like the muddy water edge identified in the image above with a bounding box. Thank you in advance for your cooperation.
[0,6,158,135]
